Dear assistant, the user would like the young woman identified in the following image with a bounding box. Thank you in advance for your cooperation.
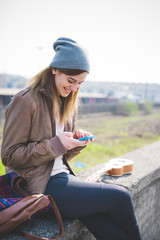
[1,37,142,240]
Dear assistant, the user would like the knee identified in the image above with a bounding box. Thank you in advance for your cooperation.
[117,186,132,206]
[102,183,133,207]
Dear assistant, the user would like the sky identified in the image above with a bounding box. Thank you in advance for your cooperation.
[0,0,160,83]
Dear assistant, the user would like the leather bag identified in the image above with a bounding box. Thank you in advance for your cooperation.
[0,172,63,240]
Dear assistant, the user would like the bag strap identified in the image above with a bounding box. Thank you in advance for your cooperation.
[19,195,63,240]
[12,174,30,197]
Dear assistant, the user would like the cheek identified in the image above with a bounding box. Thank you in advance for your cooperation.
[57,80,69,95]
[55,78,62,94]
[55,75,70,93]
[55,76,63,88]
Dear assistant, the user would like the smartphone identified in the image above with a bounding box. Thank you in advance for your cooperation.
[78,136,95,141]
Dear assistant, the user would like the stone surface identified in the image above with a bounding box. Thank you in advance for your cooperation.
[2,141,160,240]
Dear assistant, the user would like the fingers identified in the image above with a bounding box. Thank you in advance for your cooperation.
[63,132,74,138]
[58,131,94,151]
[71,138,88,147]
[75,129,84,139]
[58,132,87,150]
[75,130,94,142]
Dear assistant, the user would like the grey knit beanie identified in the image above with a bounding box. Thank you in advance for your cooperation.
[49,37,90,73]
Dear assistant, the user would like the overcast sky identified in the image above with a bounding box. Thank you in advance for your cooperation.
[0,0,160,83]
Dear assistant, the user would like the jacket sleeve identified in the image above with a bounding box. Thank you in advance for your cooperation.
[1,93,67,169]
[65,115,86,161]
[66,146,86,161]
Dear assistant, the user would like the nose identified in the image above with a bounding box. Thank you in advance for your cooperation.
[71,83,78,92]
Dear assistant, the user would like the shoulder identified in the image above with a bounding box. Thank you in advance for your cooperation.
[6,87,37,113]
[17,87,31,96]
[15,87,34,99]
[12,87,41,105]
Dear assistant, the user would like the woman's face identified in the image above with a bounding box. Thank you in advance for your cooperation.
[52,68,88,97]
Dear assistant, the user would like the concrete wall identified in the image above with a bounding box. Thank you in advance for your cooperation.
[2,141,160,240]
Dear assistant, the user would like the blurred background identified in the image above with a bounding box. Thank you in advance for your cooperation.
[0,0,160,174]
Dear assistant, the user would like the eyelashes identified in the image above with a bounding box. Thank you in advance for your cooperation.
[68,80,74,84]
[68,79,82,85]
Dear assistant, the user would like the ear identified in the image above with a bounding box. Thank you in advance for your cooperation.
[51,68,57,75]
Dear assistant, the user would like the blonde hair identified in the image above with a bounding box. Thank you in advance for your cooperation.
[28,66,83,124]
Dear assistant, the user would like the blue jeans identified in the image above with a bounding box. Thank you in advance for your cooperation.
[45,173,141,240]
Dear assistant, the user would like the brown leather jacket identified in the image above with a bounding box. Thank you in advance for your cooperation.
[1,87,83,194]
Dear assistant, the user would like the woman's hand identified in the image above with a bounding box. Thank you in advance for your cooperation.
[75,129,94,142]
[58,132,88,150]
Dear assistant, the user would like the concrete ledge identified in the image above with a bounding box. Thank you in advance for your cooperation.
[2,141,160,240]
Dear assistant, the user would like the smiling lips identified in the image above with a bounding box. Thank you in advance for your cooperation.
[64,87,71,94]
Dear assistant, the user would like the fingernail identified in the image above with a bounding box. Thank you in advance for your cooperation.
[81,135,83,138]
[85,140,88,144]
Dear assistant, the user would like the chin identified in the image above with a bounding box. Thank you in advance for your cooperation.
[61,89,72,97]
[60,92,70,97]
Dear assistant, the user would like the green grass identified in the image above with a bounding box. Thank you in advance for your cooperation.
[0,124,5,175]
[70,111,160,172]
[0,159,5,175]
